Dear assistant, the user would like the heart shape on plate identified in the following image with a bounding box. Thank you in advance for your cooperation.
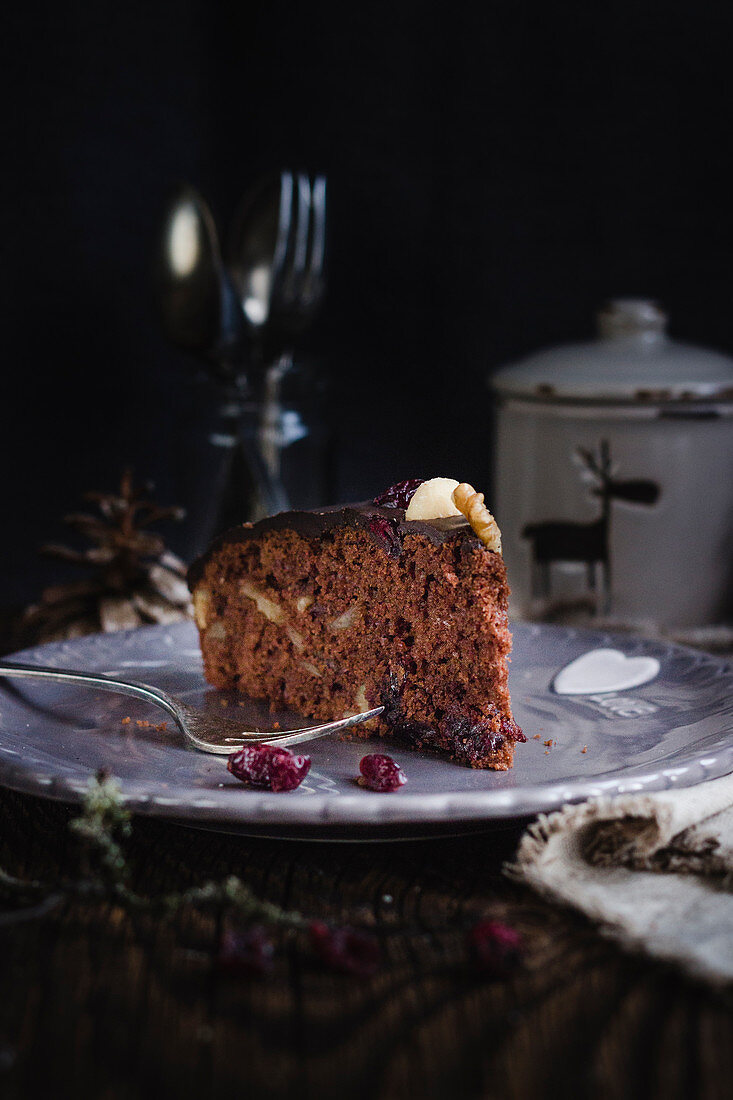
[553,648,661,695]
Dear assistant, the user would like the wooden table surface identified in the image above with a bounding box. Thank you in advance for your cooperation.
[1,780,731,1100]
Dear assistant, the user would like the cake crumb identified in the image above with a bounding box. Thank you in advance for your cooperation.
[543,739,555,748]
[581,745,588,754]
[121,716,131,725]
[532,734,541,741]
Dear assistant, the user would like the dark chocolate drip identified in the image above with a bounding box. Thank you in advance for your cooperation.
[188,501,479,590]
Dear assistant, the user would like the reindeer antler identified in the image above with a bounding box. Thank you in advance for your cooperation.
[575,441,614,482]
[575,446,601,477]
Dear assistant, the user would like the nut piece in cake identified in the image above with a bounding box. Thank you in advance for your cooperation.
[193,588,211,629]
[241,582,286,624]
[452,483,502,553]
[405,477,462,521]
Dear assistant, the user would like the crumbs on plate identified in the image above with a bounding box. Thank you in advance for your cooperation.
[121,717,168,732]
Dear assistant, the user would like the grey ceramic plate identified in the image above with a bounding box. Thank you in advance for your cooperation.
[0,621,732,838]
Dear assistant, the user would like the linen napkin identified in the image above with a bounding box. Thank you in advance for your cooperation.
[509,773,733,986]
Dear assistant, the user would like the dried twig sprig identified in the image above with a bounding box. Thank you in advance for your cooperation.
[69,769,132,880]
[0,773,522,981]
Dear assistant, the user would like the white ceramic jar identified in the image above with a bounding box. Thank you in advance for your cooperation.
[491,300,733,629]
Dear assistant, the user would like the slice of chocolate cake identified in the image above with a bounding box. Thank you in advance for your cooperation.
[188,478,524,770]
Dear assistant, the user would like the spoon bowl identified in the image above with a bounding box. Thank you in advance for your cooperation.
[155,184,244,373]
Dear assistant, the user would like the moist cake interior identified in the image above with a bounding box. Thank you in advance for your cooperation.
[190,501,524,770]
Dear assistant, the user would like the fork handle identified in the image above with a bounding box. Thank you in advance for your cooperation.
[0,660,180,725]
[0,660,387,754]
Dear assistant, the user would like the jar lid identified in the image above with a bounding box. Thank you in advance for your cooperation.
[491,299,733,402]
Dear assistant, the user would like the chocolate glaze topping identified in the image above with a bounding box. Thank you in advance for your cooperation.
[188,501,483,590]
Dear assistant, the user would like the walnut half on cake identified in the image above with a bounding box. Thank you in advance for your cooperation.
[188,478,524,770]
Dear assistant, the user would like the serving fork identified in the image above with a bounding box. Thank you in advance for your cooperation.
[270,172,327,341]
[0,661,383,755]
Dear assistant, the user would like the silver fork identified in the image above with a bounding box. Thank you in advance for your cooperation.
[258,172,327,488]
[275,172,311,316]
[274,173,326,333]
[300,174,327,315]
[0,661,384,754]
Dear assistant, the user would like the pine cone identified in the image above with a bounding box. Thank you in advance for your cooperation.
[20,472,193,645]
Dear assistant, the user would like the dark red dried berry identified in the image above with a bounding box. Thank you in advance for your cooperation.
[218,925,274,977]
[227,744,311,792]
[359,753,407,792]
[373,478,424,510]
[267,750,311,792]
[501,717,526,743]
[467,920,522,977]
[309,920,381,977]
[367,515,402,557]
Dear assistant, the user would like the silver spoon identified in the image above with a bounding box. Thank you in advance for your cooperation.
[0,661,383,755]
[155,182,288,518]
[155,183,244,375]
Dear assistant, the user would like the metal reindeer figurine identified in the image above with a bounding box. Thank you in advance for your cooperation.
[522,441,660,613]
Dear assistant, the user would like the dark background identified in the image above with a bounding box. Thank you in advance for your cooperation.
[3,1,733,605]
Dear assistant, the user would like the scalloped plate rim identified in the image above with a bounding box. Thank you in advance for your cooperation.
[0,620,731,836]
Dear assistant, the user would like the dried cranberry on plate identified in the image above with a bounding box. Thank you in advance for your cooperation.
[358,753,407,792]
[227,744,311,792]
